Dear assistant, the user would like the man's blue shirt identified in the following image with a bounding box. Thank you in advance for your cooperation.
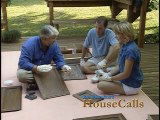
[18,36,65,71]
[83,28,118,58]
[118,41,144,88]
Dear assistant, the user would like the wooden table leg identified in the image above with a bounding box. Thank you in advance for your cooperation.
[127,5,140,23]
[48,2,54,26]
[111,1,123,20]
[1,2,8,31]
[138,0,149,48]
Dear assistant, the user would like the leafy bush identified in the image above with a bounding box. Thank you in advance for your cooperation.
[144,33,159,44]
[134,33,159,45]
[1,29,21,43]
[148,0,159,12]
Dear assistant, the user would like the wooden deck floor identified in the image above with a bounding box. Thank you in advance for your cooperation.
[1,37,159,107]
[140,44,159,107]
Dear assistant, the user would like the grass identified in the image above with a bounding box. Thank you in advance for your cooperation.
[3,0,159,39]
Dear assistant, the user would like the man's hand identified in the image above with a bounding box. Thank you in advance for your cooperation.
[61,65,72,72]
[99,72,112,82]
[37,65,52,72]
[97,59,107,69]
[80,58,85,66]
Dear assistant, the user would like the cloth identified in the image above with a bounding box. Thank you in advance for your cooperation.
[83,28,118,58]
[18,36,65,71]
[118,41,144,88]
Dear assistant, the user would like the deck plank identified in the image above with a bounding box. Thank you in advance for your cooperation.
[140,44,159,107]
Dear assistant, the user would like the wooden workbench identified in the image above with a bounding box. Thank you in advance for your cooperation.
[45,0,148,48]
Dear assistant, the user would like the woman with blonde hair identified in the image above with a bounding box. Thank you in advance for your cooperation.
[97,21,144,95]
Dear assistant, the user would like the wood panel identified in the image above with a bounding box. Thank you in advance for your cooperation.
[64,57,90,64]
[73,90,104,104]
[46,0,112,7]
[59,64,87,80]
[1,86,22,112]
[73,113,127,120]
[34,68,70,100]
[64,52,91,64]
[64,53,91,59]
[47,0,111,1]
[60,44,83,54]
[147,114,159,120]
[65,58,81,64]
[114,0,133,5]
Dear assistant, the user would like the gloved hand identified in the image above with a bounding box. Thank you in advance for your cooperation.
[99,72,112,82]
[95,69,105,76]
[97,59,107,69]
[91,69,105,83]
[106,67,113,72]
[80,58,85,66]
[61,65,72,72]
[37,65,52,72]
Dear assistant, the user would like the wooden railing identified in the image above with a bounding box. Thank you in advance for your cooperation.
[1,0,8,31]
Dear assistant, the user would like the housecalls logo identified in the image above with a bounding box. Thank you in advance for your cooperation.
[83,99,144,108]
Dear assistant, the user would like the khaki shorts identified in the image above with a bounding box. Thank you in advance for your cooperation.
[87,56,105,65]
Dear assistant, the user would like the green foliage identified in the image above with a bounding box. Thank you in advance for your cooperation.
[148,0,159,12]
[1,29,21,43]
[6,0,159,44]
[144,33,159,43]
